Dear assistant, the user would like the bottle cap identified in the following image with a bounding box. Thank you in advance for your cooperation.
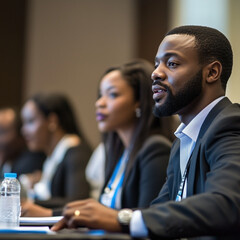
[4,173,17,178]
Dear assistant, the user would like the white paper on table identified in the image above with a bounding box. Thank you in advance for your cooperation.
[20,216,63,226]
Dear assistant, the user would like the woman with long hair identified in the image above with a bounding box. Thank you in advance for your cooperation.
[97,59,172,209]
[20,93,92,216]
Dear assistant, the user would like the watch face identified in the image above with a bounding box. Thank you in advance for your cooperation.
[118,209,133,225]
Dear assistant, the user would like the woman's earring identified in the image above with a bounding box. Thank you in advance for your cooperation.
[135,108,141,118]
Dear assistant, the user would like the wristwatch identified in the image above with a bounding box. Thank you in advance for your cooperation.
[117,208,133,233]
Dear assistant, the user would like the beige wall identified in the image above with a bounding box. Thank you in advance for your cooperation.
[23,0,137,148]
[227,0,240,103]
[169,0,240,103]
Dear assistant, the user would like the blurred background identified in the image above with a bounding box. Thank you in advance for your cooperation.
[1,0,239,148]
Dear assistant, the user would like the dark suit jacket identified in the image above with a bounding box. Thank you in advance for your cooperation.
[36,141,92,209]
[0,150,45,180]
[11,150,45,176]
[141,98,240,239]
[101,134,172,209]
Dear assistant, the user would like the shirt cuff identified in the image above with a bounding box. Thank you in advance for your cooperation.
[130,210,148,238]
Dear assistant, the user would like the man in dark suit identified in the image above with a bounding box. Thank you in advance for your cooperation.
[52,25,240,239]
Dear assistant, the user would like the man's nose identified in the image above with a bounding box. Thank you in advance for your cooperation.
[151,63,166,81]
[151,68,165,81]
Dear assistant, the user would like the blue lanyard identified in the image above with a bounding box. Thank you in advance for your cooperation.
[106,155,124,190]
[104,153,127,209]
[110,172,125,208]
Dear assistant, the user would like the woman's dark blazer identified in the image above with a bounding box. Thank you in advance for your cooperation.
[101,134,172,209]
[36,141,92,208]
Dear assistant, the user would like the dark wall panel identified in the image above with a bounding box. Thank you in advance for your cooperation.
[0,0,26,108]
[136,0,169,63]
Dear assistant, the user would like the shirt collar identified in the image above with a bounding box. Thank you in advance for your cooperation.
[175,96,225,142]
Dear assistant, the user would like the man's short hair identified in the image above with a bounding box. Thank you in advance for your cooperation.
[166,25,233,91]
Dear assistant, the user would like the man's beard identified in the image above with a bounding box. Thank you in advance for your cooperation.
[153,69,203,117]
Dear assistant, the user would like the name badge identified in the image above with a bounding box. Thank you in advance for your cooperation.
[100,189,114,207]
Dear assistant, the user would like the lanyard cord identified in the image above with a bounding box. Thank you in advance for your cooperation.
[104,149,130,209]
[175,158,191,202]
[110,172,125,208]
[105,155,125,192]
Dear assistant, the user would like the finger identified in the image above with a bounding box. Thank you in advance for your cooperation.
[21,208,28,216]
[65,198,94,209]
[51,218,67,231]
[67,215,90,229]
[64,200,82,209]
[63,207,78,218]
[20,202,30,216]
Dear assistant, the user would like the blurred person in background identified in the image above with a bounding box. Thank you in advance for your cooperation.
[0,107,45,181]
[20,93,92,216]
[97,59,174,209]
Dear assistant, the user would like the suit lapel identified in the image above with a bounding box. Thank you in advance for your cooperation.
[187,97,232,196]
[187,141,201,196]
[169,140,182,200]
[198,97,231,139]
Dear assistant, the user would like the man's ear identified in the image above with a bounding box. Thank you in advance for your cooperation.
[205,61,222,84]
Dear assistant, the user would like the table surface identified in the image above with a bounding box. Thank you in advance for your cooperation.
[0,228,147,240]
[0,233,132,240]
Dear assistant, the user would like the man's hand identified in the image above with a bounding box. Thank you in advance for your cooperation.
[51,198,122,232]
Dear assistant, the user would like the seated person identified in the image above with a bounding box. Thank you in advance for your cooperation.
[96,59,173,209]
[20,93,92,216]
[52,25,240,240]
[0,107,45,181]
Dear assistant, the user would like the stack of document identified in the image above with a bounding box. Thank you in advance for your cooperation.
[20,216,63,226]
[0,216,63,234]
[0,226,53,234]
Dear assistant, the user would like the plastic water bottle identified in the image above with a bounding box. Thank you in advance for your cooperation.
[0,173,21,228]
